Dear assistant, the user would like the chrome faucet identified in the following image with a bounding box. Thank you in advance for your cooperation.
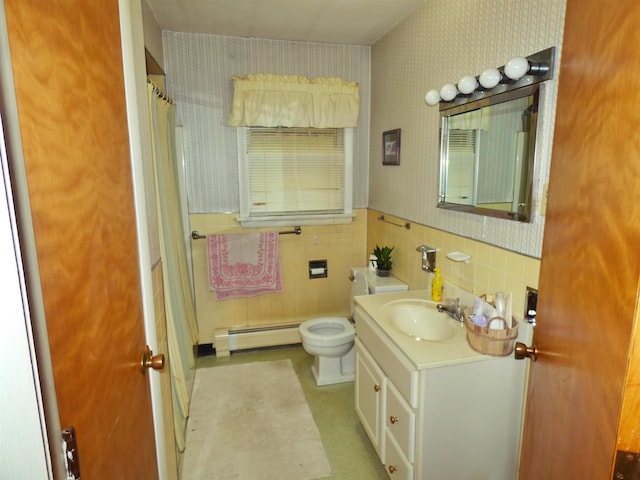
[416,245,437,272]
[437,298,466,322]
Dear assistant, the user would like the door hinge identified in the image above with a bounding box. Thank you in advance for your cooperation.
[62,427,81,479]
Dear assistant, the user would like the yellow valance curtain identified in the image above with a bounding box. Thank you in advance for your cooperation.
[228,74,360,128]
[449,108,491,131]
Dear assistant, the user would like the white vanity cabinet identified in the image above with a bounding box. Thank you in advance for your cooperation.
[355,333,417,480]
[354,301,528,480]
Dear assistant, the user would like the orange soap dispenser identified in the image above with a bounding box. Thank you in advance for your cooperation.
[431,267,443,302]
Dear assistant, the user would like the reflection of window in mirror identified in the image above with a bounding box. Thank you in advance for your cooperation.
[439,84,539,222]
[445,129,477,205]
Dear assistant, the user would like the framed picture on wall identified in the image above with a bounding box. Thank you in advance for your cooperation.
[382,129,401,165]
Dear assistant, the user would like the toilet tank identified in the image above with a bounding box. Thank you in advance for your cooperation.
[350,268,370,298]
[350,267,408,297]
[366,270,408,294]
[349,267,408,318]
[350,268,369,319]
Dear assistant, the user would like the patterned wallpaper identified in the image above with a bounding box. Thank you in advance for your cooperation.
[162,0,566,258]
[369,0,566,258]
[162,33,371,214]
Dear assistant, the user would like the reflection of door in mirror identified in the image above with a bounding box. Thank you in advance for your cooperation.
[476,97,531,212]
[439,84,539,222]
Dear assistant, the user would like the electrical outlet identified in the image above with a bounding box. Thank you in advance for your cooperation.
[525,287,538,326]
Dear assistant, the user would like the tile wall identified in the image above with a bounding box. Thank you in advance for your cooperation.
[190,210,368,344]
[367,210,540,320]
[189,208,538,346]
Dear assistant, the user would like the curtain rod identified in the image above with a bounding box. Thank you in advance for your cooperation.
[147,78,174,105]
[191,227,302,240]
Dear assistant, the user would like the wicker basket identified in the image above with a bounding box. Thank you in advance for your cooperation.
[463,312,519,357]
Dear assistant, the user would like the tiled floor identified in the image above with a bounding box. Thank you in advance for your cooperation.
[193,345,388,480]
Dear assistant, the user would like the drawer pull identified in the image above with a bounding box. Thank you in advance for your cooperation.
[374,384,382,392]
[389,415,399,424]
[388,465,398,474]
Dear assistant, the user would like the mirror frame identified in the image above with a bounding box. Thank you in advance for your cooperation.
[438,84,540,222]
[436,47,555,223]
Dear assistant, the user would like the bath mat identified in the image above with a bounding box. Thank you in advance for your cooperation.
[181,359,332,480]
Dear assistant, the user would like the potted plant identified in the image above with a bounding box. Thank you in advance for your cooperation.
[372,245,394,277]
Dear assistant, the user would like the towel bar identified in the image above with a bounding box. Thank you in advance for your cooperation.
[191,226,302,240]
[378,215,410,230]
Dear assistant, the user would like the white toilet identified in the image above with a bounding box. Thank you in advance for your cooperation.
[299,267,408,386]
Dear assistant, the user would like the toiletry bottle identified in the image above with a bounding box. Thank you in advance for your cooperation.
[495,292,506,317]
[491,292,506,329]
[431,268,443,302]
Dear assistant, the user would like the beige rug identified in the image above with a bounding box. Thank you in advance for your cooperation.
[181,359,332,480]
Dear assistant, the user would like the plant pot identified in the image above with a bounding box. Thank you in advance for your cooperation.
[376,268,391,277]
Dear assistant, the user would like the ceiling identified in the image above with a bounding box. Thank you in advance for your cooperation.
[145,0,425,45]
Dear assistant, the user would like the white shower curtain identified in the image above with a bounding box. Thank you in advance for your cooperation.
[147,82,198,454]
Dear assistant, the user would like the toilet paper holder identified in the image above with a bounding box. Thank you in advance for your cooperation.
[309,260,328,279]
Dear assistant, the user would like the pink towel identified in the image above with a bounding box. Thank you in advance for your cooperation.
[207,232,283,300]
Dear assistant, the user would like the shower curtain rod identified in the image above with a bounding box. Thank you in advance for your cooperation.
[191,226,302,240]
[147,78,174,104]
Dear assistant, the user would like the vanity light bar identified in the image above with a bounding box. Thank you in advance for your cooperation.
[424,47,555,109]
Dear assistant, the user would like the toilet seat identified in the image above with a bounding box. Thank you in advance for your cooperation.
[298,317,355,347]
[298,267,407,386]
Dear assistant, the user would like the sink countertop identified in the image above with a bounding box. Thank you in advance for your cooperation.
[354,289,499,370]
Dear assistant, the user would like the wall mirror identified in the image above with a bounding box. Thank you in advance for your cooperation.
[433,47,555,222]
[438,84,539,222]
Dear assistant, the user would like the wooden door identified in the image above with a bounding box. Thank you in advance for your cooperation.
[518,0,640,477]
[4,1,159,478]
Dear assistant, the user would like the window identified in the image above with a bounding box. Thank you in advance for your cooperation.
[237,126,353,227]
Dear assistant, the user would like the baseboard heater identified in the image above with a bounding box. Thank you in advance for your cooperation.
[214,323,302,357]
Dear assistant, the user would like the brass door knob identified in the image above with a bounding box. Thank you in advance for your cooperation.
[388,465,398,474]
[141,346,165,373]
[374,384,382,392]
[390,415,399,424]
[514,342,538,361]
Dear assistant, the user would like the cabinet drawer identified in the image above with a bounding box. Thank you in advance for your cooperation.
[355,306,418,407]
[385,430,413,480]
[386,381,415,463]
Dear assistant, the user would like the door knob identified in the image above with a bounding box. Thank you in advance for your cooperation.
[141,346,165,373]
[514,341,537,361]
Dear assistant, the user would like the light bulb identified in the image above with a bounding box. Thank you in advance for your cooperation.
[458,76,478,95]
[479,68,502,89]
[424,89,441,106]
[504,56,530,80]
[439,83,458,102]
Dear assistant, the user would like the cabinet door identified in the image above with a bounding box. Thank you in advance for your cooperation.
[355,340,386,461]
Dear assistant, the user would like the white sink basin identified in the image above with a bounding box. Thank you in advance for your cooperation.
[382,299,457,341]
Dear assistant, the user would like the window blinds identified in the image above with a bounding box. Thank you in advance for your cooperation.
[245,127,345,215]
[446,129,477,205]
